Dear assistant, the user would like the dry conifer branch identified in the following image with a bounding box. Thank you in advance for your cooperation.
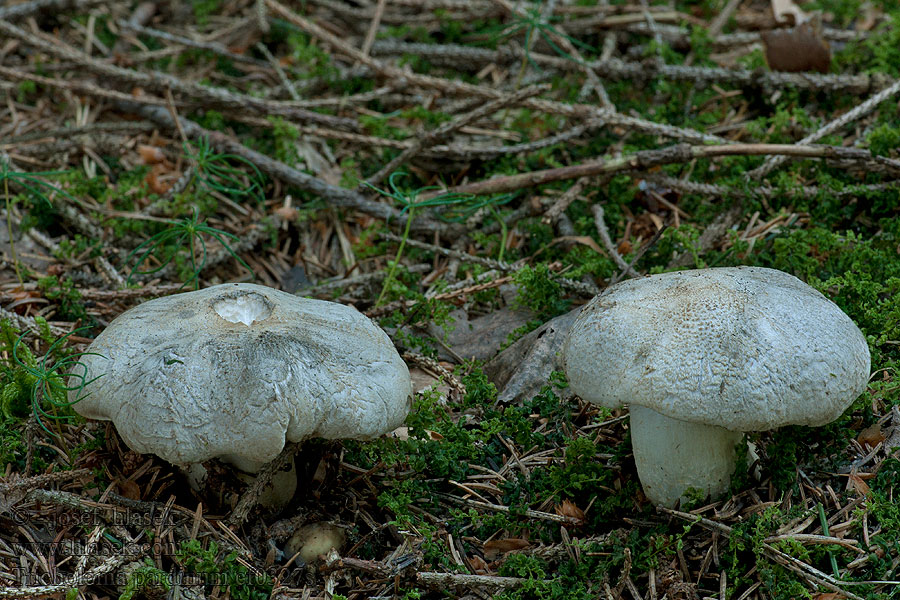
[118,20,269,66]
[707,0,743,38]
[542,177,589,224]
[402,352,467,396]
[436,492,583,525]
[364,83,550,187]
[643,173,900,199]
[441,143,900,197]
[0,0,100,19]
[381,231,521,271]
[78,284,185,300]
[296,263,431,297]
[429,118,607,160]
[750,77,900,179]
[0,65,175,107]
[430,276,514,302]
[278,115,594,160]
[619,21,868,49]
[95,256,126,288]
[592,204,639,278]
[370,42,876,94]
[264,0,727,146]
[0,552,137,598]
[378,233,596,295]
[121,103,452,235]
[0,20,357,131]
[0,469,92,499]
[417,572,526,589]
[0,306,68,337]
[228,442,302,527]
[0,121,155,146]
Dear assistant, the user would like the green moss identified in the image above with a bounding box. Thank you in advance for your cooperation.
[119,560,170,600]
[285,30,340,82]
[834,11,900,76]
[16,80,37,103]
[725,506,814,599]
[513,263,568,319]
[0,418,25,470]
[38,276,89,323]
[866,122,900,157]
[53,235,102,261]
[176,540,271,600]
[191,0,221,25]
[266,116,301,165]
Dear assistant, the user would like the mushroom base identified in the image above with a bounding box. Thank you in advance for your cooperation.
[629,405,743,507]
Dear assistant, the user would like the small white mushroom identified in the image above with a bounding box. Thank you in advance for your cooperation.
[285,522,346,563]
[72,283,412,504]
[563,267,870,507]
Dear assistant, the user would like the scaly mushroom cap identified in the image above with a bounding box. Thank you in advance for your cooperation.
[72,283,412,470]
[563,267,870,431]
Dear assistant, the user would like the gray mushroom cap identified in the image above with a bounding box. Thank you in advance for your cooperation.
[72,283,412,471]
[563,266,870,431]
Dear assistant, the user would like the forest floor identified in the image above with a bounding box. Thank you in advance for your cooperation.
[1,0,900,599]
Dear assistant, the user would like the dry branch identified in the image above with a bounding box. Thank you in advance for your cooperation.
[0,19,357,131]
[370,41,877,95]
[0,0,100,20]
[264,0,729,146]
[365,83,550,187]
[441,143,900,197]
[750,77,900,179]
[120,103,454,236]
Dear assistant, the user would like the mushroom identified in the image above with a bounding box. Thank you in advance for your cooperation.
[563,267,870,507]
[285,522,346,564]
[72,283,412,505]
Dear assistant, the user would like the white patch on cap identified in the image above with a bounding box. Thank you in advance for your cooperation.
[214,292,272,326]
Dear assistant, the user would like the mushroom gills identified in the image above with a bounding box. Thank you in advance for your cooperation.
[629,404,743,508]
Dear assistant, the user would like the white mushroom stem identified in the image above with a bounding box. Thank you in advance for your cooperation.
[235,464,298,510]
[227,454,298,510]
[628,405,744,508]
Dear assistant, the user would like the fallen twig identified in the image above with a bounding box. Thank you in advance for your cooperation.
[441,143,900,197]
[120,103,454,236]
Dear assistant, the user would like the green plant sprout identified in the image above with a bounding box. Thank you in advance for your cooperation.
[366,173,515,303]
[364,172,482,306]
[0,154,77,284]
[10,325,103,436]
[487,5,595,85]
[125,209,254,289]
[183,136,265,202]
[439,196,516,262]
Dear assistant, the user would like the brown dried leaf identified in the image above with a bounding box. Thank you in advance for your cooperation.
[311,457,328,486]
[468,554,490,574]
[137,144,166,165]
[145,165,171,195]
[848,473,871,498]
[556,499,587,526]
[648,213,665,231]
[857,423,885,447]
[483,538,530,560]
[813,593,846,600]
[857,3,880,31]
[118,480,141,500]
[761,17,831,73]
[273,206,299,222]
[552,235,604,256]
